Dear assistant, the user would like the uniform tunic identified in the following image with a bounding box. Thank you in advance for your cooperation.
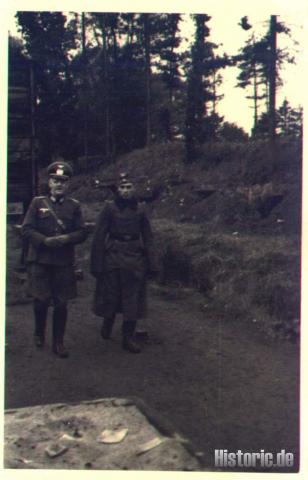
[22,195,87,302]
[90,197,157,320]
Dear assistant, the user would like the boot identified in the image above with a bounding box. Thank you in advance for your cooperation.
[52,304,69,358]
[101,316,115,339]
[34,336,45,348]
[33,300,48,348]
[122,321,141,353]
[52,341,69,358]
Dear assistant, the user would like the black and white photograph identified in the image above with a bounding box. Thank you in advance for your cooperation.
[2,0,306,475]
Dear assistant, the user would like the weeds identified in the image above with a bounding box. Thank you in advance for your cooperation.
[154,219,300,340]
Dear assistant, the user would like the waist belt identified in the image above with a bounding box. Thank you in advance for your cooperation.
[109,233,140,242]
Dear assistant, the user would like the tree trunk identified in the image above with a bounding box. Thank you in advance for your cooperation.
[144,14,151,147]
[81,13,88,162]
[101,14,110,158]
[269,15,277,141]
[253,62,258,130]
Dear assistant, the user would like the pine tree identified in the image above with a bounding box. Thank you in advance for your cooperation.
[184,15,210,162]
[152,14,182,141]
[236,34,268,130]
[237,16,295,137]
[184,14,227,161]
[277,100,303,139]
[16,12,77,162]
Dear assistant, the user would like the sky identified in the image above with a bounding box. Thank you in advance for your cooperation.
[3,0,307,133]
[180,12,305,132]
[205,14,305,132]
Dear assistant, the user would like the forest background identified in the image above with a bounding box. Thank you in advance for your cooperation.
[6,7,304,164]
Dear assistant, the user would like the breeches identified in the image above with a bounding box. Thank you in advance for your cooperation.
[27,263,77,303]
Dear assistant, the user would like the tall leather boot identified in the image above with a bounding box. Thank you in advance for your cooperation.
[122,321,141,353]
[101,316,115,339]
[33,300,48,348]
[52,304,69,358]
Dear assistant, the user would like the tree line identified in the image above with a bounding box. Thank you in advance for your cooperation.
[9,12,303,167]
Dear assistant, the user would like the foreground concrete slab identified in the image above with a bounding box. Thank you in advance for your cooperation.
[4,397,202,471]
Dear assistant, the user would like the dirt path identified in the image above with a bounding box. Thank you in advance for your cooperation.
[5,271,299,471]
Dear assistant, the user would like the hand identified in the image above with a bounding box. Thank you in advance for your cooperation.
[55,234,70,245]
[44,235,69,248]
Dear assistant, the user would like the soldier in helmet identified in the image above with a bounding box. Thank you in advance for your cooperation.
[90,173,158,353]
[21,161,87,358]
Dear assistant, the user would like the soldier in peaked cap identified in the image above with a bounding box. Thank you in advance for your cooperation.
[47,160,73,179]
[90,172,158,353]
[21,160,87,358]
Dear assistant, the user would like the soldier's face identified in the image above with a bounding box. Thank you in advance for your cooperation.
[117,182,135,199]
[49,177,69,197]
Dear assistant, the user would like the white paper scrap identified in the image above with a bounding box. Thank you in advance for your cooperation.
[45,442,68,458]
[137,436,165,455]
[97,428,128,444]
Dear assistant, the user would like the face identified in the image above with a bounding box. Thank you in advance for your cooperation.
[48,177,69,197]
[117,182,135,200]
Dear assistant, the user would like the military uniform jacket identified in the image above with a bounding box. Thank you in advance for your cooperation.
[90,198,157,277]
[22,195,87,266]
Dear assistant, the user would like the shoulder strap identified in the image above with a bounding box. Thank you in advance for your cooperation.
[42,197,67,232]
[69,197,80,205]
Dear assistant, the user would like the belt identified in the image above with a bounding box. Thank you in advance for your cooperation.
[109,233,140,242]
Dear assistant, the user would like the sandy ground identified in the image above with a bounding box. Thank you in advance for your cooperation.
[4,265,299,472]
[4,398,201,470]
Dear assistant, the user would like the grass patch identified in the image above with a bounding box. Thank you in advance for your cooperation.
[154,219,300,340]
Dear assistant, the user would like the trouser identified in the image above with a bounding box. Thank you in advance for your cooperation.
[34,299,68,344]
[122,320,137,338]
[102,316,137,335]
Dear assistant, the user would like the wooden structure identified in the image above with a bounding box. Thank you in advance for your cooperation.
[7,51,37,216]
